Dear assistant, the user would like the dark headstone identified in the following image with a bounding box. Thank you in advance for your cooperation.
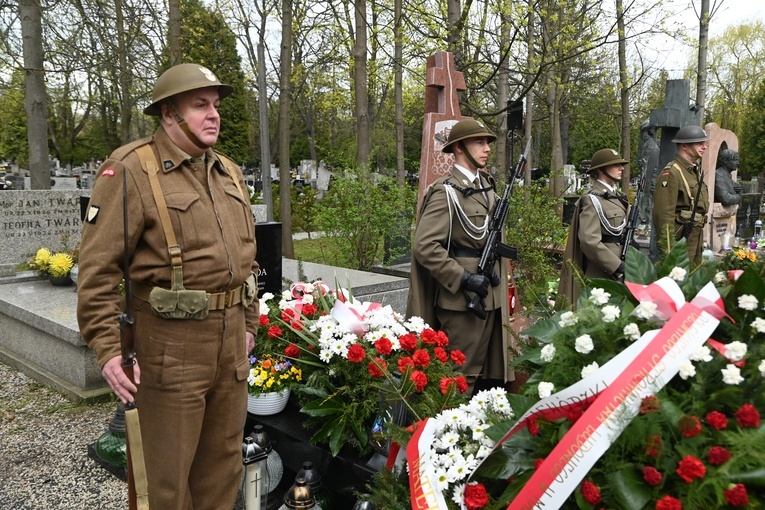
[255,222,282,296]
[735,194,760,239]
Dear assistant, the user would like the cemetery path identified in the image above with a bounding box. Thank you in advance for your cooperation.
[0,362,124,509]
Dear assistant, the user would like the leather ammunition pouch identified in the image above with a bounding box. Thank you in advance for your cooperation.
[149,286,210,320]
[677,210,706,227]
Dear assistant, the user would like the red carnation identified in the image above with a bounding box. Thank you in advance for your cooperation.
[420,328,437,344]
[374,337,392,355]
[676,455,706,483]
[440,377,456,395]
[289,319,303,331]
[735,403,760,428]
[281,308,296,321]
[463,482,489,510]
[566,406,583,424]
[646,434,663,458]
[259,314,270,327]
[724,484,749,507]
[678,415,702,437]
[434,347,448,363]
[643,466,663,486]
[707,446,732,466]
[301,303,318,316]
[705,410,728,430]
[412,349,431,367]
[368,357,387,377]
[267,325,283,338]
[527,416,539,436]
[397,356,415,373]
[410,370,428,392]
[285,344,300,358]
[434,330,449,347]
[655,495,682,510]
[533,458,545,470]
[640,395,661,414]
[450,349,466,365]
[347,344,366,362]
[580,480,602,505]
[399,333,418,350]
[455,376,468,393]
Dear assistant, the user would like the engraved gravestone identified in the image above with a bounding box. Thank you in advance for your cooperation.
[0,190,84,276]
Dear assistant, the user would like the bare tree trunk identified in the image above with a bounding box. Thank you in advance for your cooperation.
[394,0,405,185]
[447,0,461,63]
[696,0,709,123]
[258,38,274,222]
[168,0,181,66]
[279,0,295,257]
[496,0,510,182]
[617,0,630,189]
[115,0,132,144]
[19,0,49,190]
[353,0,370,173]
[523,4,535,185]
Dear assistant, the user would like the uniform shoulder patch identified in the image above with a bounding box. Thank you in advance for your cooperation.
[102,168,115,177]
[86,205,100,224]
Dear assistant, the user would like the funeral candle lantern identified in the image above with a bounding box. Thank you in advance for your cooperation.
[242,436,269,510]
[295,461,331,509]
[250,424,283,494]
[278,477,321,510]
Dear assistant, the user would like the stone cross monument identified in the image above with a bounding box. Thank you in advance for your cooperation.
[417,51,467,207]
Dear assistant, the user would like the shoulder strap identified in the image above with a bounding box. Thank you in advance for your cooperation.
[671,161,694,209]
[134,144,185,290]
[215,153,246,200]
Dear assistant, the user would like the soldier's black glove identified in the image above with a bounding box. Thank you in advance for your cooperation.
[461,270,489,298]
[489,268,501,287]
[613,261,625,281]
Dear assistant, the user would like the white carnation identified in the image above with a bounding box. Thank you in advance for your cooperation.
[538,381,554,398]
[689,346,713,362]
[589,288,611,305]
[738,294,759,311]
[540,344,556,362]
[678,360,696,380]
[668,266,687,282]
[721,364,744,385]
[623,323,641,341]
[760,360,765,378]
[558,311,578,328]
[634,301,658,320]
[725,341,748,362]
[714,271,727,284]
[581,361,599,379]
[574,334,594,354]
[601,305,621,323]
[282,290,293,301]
[752,317,765,334]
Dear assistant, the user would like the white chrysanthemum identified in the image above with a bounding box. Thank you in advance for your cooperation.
[492,397,513,417]
[634,301,658,320]
[451,484,466,507]
[623,323,641,341]
[752,317,765,334]
[589,288,611,305]
[471,423,488,442]
[601,305,621,323]
[538,381,554,398]
[738,294,759,311]
[759,360,765,377]
[721,364,744,385]
[668,266,687,282]
[433,467,450,492]
[436,431,461,449]
[689,345,713,362]
[404,316,428,333]
[318,349,333,363]
[580,361,599,379]
[439,409,466,428]
[329,340,349,357]
[725,341,748,362]
[446,455,471,483]
[558,311,579,327]
[574,334,594,354]
[540,344,556,362]
[678,360,696,380]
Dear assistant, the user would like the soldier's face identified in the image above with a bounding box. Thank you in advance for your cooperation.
[461,137,492,168]
[172,87,221,147]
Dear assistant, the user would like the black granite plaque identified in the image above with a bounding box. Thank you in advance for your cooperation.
[255,222,282,296]
[735,194,759,239]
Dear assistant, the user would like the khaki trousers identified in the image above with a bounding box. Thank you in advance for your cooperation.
[133,298,249,510]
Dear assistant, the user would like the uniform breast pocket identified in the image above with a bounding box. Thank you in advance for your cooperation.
[165,191,214,250]
[605,209,623,228]
[222,187,254,243]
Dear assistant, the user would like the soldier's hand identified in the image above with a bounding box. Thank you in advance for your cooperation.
[102,355,140,405]
[489,269,501,287]
[246,331,255,354]
[461,270,489,298]
[612,262,626,281]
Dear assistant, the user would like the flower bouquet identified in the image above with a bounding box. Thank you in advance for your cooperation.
[368,240,765,509]
[246,355,302,415]
[251,282,471,456]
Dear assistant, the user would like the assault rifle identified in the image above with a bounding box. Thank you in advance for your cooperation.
[119,168,150,510]
[620,174,646,264]
[466,137,531,320]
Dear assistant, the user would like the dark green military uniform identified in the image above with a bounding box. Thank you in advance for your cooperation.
[652,155,708,262]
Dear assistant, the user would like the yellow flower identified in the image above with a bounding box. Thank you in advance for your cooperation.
[48,253,74,277]
[34,248,52,267]
[748,252,757,262]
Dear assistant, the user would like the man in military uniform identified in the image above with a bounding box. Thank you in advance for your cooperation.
[406,119,513,394]
[558,149,630,307]
[652,125,710,263]
[77,63,258,509]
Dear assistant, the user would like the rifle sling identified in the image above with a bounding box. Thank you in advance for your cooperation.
[125,406,150,510]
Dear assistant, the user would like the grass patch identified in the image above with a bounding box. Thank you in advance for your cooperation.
[293,236,348,267]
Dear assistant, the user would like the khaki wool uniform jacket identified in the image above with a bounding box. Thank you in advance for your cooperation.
[652,155,708,262]
[406,168,512,382]
[76,126,259,510]
[559,180,629,307]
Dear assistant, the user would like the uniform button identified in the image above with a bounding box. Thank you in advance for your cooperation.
[158,305,163,310]
[190,307,196,312]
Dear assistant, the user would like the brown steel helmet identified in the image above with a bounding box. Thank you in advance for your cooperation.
[442,119,496,154]
[588,148,629,175]
[671,125,709,144]
[144,63,233,116]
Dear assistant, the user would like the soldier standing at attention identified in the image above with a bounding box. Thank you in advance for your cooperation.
[652,125,710,263]
[406,119,513,394]
[558,149,630,307]
[77,63,259,509]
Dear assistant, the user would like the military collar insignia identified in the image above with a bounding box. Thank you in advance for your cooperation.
[163,160,174,170]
